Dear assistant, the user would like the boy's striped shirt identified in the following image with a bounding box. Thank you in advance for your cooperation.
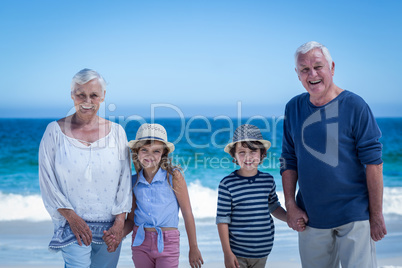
[216,170,280,258]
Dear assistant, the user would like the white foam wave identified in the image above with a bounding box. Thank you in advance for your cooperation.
[187,180,218,219]
[1,186,402,222]
[382,187,402,215]
[0,192,50,221]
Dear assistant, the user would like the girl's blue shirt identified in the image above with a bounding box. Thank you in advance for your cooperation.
[132,167,179,252]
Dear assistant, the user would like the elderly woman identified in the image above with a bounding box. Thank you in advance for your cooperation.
[39,69,132,267]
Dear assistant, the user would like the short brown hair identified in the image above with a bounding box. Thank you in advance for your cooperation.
[229,141,267,165]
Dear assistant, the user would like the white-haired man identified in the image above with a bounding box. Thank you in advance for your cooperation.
[280,41,387,267]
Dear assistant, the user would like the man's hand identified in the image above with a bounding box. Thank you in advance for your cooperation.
[370,213,387,241]
[286,204,308,232]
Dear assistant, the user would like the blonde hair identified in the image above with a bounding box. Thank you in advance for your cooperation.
[131,140,182,189]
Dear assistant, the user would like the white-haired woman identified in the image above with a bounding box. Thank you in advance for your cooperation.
[39,68,132,267]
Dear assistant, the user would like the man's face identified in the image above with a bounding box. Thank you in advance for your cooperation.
[296,48,335,102]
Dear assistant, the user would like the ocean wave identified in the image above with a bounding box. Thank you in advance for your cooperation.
[1,186,402,222]
[0,192,50,221]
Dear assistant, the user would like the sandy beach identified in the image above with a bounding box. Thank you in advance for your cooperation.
[1,216,401,268]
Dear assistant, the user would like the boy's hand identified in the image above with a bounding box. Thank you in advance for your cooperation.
[296,217,307,231]
[224,252,240,268]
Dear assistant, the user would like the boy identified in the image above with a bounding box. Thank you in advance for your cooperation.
[216,124,304,268]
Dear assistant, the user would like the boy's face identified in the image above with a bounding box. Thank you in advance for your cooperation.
[234,142,261,173]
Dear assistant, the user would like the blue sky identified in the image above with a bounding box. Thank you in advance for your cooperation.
[1,0,401,118]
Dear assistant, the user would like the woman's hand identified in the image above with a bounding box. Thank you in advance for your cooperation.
[102,214,125,252]
[58,208,92,246]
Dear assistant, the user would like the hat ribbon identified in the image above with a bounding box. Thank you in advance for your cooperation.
[138,136,166,142]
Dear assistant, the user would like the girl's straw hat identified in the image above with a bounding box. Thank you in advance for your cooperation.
[224,124,271,153]
[128,123,175,153]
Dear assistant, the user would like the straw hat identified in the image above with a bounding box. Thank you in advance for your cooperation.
[224,124,271,154]
[128,123,175,153]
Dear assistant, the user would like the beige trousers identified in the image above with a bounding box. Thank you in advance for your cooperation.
[237,256,268,268]
[298,220,377,268]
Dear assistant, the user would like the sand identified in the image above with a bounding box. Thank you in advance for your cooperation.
[1,217,401,268]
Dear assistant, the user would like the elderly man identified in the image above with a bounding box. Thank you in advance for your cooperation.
[280,41,387,267]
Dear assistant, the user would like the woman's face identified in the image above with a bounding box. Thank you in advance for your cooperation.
[71,79,105,117]
[137,141,165,171]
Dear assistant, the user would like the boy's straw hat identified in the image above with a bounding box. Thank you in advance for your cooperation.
[128,123,175,153]
[224,124,271,154]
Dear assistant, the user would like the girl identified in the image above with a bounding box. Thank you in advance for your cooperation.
[104,123,203,268]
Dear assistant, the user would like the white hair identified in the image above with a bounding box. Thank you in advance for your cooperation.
[71,68,107,93]
[295,41,333,70]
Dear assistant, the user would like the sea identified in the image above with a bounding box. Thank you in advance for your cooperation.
[0,117,402,266]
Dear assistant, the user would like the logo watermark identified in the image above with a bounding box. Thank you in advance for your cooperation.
[66,101,285,170]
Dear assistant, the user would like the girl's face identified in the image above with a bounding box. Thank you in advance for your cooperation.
[234,142,261,174]
[137,141,165,171]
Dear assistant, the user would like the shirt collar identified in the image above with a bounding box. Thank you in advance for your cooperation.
[137,167,167,185]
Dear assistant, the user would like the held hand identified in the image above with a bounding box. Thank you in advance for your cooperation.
[189,247,204,268]
[297,217,307,231]
[286,205,308,232]
[102,230,118,252]
[103,222,124,252]
[370,213,387,241]
[224,252,240,268]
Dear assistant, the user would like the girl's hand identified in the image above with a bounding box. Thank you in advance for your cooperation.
[224,251,239,268]
[189,246,204,268]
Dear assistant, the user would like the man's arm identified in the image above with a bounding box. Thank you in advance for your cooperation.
[282,169,308,231]
[366,163,387,241]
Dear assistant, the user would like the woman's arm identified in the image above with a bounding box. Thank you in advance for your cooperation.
[111,125,133,216]
[103,192,137,252]
[39,123,91,244]
[173,170,204,268]
[39,123,74,220]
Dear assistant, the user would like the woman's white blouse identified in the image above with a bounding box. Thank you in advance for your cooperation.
[39,121,132,230]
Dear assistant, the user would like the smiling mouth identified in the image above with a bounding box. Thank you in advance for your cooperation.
[309,80,322,85]
[80,105,94,110]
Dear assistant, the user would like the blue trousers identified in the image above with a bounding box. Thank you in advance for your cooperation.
[61,242,122,268]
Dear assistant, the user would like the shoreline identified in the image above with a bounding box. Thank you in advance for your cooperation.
[0,217,401,268]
